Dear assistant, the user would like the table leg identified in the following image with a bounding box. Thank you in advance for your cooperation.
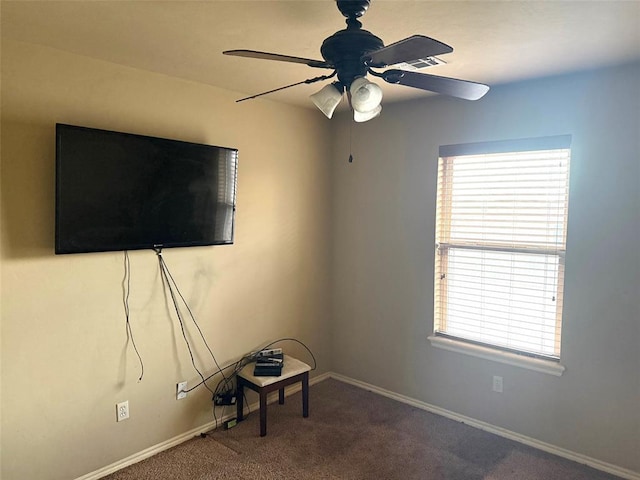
[236,381,244,422]
[259,390,267,437]
[279,387,285,405]
[302,372,309,418]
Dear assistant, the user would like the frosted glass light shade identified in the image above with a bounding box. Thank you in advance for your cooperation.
[350,77,383,114]
[310,83,343,119]
[353,104,382,123]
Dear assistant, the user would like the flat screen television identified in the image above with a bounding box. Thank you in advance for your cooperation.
[55,124,238,254]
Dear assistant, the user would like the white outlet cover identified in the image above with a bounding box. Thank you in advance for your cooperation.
[116,401,129,422]
[492,376,503,393]
[177,381,188,400]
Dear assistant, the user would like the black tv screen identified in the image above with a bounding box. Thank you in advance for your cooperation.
[55,124,238,254]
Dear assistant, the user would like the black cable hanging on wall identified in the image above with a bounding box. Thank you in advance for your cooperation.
[154,248,220,396]
[122,250,144,381]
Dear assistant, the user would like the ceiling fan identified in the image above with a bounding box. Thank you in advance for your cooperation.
[223,0,489,122]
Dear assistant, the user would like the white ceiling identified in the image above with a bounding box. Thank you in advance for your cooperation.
[2,1,640,108]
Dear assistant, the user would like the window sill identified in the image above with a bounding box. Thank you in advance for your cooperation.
[427,335,566,376]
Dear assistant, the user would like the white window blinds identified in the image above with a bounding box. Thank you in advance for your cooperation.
[434,136,571,359]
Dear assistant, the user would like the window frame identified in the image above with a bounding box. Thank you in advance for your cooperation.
[430,136,571,373]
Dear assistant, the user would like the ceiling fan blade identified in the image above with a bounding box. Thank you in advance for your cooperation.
[235,72,337,102]
[223,50,332,69]
[382,69,489,101]
[365,35,453,68]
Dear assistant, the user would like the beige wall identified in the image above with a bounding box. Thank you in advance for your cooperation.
[1,40,333,480]
[330,63,640,473]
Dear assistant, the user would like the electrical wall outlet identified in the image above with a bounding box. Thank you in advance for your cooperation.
[177,381,188,400]
[116,401,129,422]
[492,375,503,393]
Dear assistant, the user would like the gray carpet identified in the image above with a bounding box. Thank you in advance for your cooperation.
[104,378,623,479]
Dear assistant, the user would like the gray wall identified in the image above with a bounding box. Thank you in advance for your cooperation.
[330,64,640,472]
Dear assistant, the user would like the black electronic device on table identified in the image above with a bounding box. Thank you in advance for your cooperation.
[254,351,285,377]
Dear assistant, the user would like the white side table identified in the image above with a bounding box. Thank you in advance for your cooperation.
[236,355,311,437]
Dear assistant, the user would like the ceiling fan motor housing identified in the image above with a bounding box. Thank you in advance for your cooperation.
[321,28,384,88]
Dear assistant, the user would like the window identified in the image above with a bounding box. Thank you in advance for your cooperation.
[434,136,571,361]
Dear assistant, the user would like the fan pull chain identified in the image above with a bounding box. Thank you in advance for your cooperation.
[348,118,354,163]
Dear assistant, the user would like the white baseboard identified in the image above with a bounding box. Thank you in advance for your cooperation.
[329,372,640,480]
[75,372,331,480]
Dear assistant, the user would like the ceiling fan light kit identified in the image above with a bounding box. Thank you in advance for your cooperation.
[353,104,382,123]
[348,76,383,122]
[310,82,344,119]
[350,76,383,110]
[224,0,489,121]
